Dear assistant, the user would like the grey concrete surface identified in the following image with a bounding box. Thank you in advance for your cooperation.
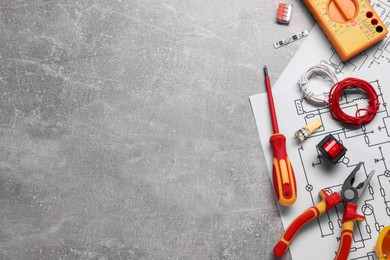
[0,1,314,259]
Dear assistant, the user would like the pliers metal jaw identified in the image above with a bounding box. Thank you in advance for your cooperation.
[273,162,375,260]
[341,162,375,204]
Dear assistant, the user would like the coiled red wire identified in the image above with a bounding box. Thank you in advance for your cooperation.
[328,77,380,126]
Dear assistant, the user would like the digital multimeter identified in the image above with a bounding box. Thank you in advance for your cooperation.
[303,0,388,61]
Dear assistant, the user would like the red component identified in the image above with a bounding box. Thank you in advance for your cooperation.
[265,67,297,206]
[273,190,343,257]
[276,3,292,24]
[335,202,366,260]
[276,4,286,20]
[274,241,288,257]
[335,230,353,260]
[270,133,297,203]
[328,77,379,126]
[283,183,292,198]
[342,203,365,223]
[317,134,347,164]
[273,208,318,257]
[265,70,279,133]
[272,165,281,201]
[322,139,344,158]
[284,208,318,240]
[323,190,343,210]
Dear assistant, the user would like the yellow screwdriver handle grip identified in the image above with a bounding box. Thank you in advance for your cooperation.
[270,133,297,206]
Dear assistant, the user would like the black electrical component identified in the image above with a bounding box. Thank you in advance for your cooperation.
[317,134,347,164]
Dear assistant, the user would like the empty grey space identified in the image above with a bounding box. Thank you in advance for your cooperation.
[0,1,313,259]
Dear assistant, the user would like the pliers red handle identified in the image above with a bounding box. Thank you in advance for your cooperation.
[273,162,374,260]
[335,203,366,259]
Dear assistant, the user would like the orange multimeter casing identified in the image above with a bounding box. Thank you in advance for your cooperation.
[303,0,388,61]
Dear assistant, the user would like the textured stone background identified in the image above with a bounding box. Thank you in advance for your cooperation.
[0,0,313,259]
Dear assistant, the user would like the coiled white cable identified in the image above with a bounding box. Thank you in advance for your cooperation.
[298,64,338,106]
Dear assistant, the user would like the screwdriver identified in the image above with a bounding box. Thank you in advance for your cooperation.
[264,66,297,206]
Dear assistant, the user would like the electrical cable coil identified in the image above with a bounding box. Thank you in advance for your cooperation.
[298,64,338,106]
[327,77,380,126]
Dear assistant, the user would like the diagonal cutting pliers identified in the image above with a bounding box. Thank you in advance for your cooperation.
[273,162,375,260]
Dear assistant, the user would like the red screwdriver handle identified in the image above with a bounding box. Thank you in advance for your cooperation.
[264,66,297,206]
[274,190,342,257]
[335,203,365,260]
[270,133,297,206]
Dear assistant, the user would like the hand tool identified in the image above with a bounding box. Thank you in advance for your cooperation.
[263,66,297,206]
[273,162,374,259]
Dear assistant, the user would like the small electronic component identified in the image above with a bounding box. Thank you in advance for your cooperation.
[273,30,309,49]
[276,3,293,24]
[317,134,347,164]
[294,118,322,142]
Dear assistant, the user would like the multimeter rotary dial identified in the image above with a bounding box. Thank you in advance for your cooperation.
[327,0,358,23]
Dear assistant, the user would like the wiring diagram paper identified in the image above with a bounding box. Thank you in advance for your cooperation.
[274,20,390,90]
[249,65,390,260]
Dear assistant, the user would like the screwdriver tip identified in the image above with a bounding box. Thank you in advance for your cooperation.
[263,66,268,77]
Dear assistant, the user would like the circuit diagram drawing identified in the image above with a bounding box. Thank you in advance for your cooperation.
[292,79,390,259]
[257,1,390,258]
[250,65,390,260]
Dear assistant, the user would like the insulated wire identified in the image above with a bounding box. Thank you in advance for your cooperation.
[298,64,338,106]
[328,77,380,126]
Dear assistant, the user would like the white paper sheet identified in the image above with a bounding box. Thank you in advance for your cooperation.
[274,24,390,90]
[249,65,390,259]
